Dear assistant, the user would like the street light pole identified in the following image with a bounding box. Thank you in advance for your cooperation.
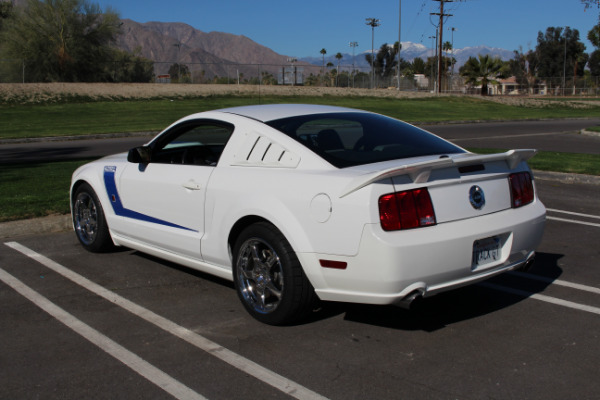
[397,0,401,91]
[429,35,436,92]
[451,27,455,77]
[365,18,380,89]
[563,26,569,96]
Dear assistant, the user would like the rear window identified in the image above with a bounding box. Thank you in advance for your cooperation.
[266,112,465,168]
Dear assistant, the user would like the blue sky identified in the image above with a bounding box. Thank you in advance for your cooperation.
[95,0,598,57]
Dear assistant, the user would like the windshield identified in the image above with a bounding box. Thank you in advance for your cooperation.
[265,112,465,168]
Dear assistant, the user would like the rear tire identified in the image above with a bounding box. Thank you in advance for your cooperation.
[72,183,114,253]
[233,222,317,325]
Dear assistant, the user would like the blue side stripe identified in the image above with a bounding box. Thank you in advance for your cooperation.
[103,166,198,232]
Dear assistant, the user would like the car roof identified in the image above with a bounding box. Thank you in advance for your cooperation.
[216,104,366,122]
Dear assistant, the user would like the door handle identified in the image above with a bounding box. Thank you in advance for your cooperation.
[182,180,202,190]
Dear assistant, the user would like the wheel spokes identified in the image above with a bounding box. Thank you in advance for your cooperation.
[75,194,99,244]
[237,238,285,314]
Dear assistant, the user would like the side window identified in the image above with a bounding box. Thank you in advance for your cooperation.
[152,121,234,166]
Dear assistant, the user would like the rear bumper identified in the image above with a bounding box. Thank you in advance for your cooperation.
[299,200,546,305]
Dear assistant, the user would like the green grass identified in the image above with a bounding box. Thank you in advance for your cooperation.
[585,125,600,132]
[469,148,600,176]
[0,159,91,222]
[2,95,600,139]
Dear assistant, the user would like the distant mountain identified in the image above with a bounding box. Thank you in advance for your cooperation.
[116,19,310,78]
[300,42,514,71]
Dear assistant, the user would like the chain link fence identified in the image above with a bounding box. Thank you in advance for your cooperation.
[2,58,599,96]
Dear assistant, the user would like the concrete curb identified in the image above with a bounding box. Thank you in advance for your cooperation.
[0,170,598,240]
[580,129,600,137]
[533,170,600,185]
[0,214,72,239]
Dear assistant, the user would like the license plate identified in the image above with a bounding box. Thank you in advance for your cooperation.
[472,237,501,268]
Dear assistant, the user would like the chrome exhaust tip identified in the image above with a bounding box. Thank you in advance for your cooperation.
[519,252,536,272]
[396,289,425,310]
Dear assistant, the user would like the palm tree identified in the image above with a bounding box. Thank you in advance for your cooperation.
[459,54,504,95]
[320,48,327,85]
[335,52,343,86]
[442,41,453,72]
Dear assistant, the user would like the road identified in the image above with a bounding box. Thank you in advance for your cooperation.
[1,178,599,399]
[1,118,599,164]
[424,119,600,154]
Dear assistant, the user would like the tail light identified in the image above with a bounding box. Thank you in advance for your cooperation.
[509,172,534,208]
[379,188,436,231]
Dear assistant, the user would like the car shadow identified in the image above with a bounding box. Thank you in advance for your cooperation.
[130,251,236,290]
[127,249,563,331]
[315,252,563,331]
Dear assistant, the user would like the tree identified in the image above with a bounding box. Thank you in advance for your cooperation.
[111,48,154,83]
[459,54,505,95]
[0,0,121,82]
[535,27,587,89]
[412,57,425,74]
[581,0,600,10]
[589,50,600,76]
[319,48,327,85]
[588,26,600,76]
[168,63,190,83]
[364,43,397,85]
[589,24,600,48]
[0,0,12,30]
[335,52,343,86]
[442,41,455,73]
[509,48,539,92]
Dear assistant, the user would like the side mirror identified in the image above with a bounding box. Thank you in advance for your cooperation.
[127,146,152,163]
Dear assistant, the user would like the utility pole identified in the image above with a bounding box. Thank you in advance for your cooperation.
[431,0,453,94]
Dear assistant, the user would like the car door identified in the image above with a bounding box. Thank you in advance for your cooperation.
[114,119,234,260]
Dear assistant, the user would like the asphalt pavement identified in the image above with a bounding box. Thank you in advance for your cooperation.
[1,177,599,399]
[1,118,599,165]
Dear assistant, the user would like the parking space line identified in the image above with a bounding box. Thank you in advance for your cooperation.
[480,282,600,316]
[5,241,328,400]
[546,216,600,228]
[510,271,600,295]
[546,208,600,220]
[0,267,206,400]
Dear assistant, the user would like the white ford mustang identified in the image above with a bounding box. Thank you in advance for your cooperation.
[71,104,546,325]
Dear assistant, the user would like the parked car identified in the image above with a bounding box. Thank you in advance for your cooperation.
[71,104,546,325]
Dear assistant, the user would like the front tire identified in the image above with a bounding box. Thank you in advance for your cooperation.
[72,183,114,253]
[233,222,317,325]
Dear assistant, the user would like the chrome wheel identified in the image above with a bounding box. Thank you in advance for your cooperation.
[233,222,317,325]
[72,183,113,253]
[74,192,99,246]
[236,238,284,314]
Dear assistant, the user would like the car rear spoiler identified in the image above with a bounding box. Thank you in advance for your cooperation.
[339,149,537,198]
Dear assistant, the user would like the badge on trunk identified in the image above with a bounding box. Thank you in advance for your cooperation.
[469,185,485,210]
